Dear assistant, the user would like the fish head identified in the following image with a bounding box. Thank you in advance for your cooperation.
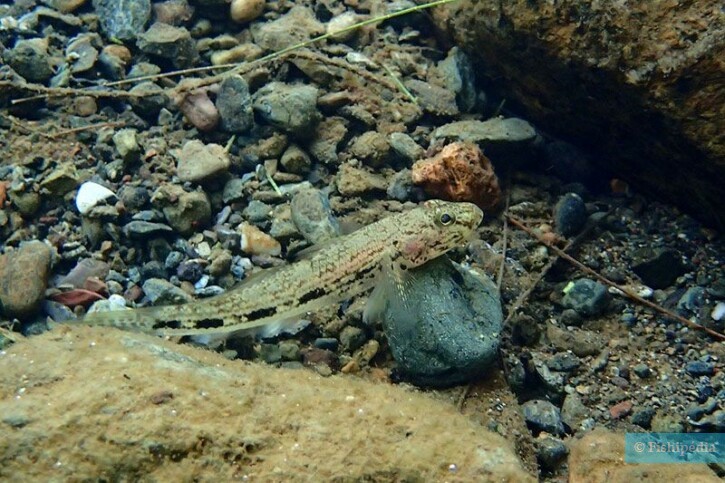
[394,199,483,268]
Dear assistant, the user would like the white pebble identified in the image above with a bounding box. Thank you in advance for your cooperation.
[107,294,127,310]
[712,302,725,321]
[230,0,265,23]
[75,181,116,215]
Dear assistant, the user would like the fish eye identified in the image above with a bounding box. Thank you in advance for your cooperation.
[439,212,455,226]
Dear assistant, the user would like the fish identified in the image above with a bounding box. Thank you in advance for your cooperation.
[77,200,483,337]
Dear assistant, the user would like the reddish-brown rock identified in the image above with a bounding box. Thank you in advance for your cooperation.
[412,142,501,210]
[433,1,724,227]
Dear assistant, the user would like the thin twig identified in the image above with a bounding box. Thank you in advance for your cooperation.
[507,215,725,341]
[49,121,126,139]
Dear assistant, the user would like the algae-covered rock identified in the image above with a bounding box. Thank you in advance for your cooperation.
[0,328,533,481]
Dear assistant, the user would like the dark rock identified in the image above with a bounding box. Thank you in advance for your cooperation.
[522,399,565,436]
[280,145,312,175]
[137,23,198,68]
[685,360,715,377]
[632,363,651,379]
[93,0,151,41]
[536,436,568,473]
[339,326,367,352]
[252,82,320,136]
[119,186,149,211]
[676,286,706,314]
[242,200,272,223]
[547,353,581,372]
[140,261,166,280]
[0,241,53,319]
[386,169,414,202]
[631,407,655,429]
[403,79,459,116]
[123,221,174,239]
[561,278,609,316]
[510,314,541,346]
[554,193,587,237]
[290,188,340,244]
[177,261,203,282]
[5,39,54,83]
[367,257,502,387]
[313,338,339,352]
[216,75,254,133]
[259,343,282,364]
[560,308,582,327]
[128,82,168,119]
[349,132,391,168]
[561,393,588,431]
[435,47,477,113]
[631,248,684,289]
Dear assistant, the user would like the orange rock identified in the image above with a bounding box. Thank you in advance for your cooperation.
[411,142,501,209]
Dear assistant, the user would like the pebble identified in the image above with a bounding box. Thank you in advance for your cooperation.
[230,0,265,23]
[676,286,706,313]
[631,247,684,289]
[251,6,324,52]
[547,352,581,372]
[388,132,425,163]
[547,324,605,357]
[259,344,282,364]
[239,222,281,257]
[327,12,359,41]
[177,261,203,283]
[368,257,502,387]
[561,393,588,431]
[137,23,198,68]
[521,399,565,436]
[386,169,414,201]
[216,76,254,133]
[560,308,582,327]
[349,131,391,168]
[128,82,168,119]
[279,341,301,361]
[76,182,116,215]
[178,90,219,132]
[154,185,212,236]
[561,278,609,316]
[5,38,54,83]
[242,200,273,223]
[66,34,99,74]
[403,79,459,116]
[0,241,53,319]
[209,250,232,277]
[290,188,341,244]
[685,360,715,377]
[536,436,568,473]
[712,302,725,321]
[313,338,339,352]
[39,164,79,196]
[434,47,477,113]
[309,117,348,165]
[142,278,193,305]
[553,193,587,237]
[433,118,537,146]
[252,82,320,136]
[631,407,655,429]
[412,142,501,209]
[119,186,149,212]
[93,0,151,41]
[336,163,387,196]
[176,140,230,183]
[269,205,299,240]
[123,220,174,239]
[609,400,633,419]
[339,326,366,352]
[113,129,141,166]
[280,144,312,175]
[632,363,651,379]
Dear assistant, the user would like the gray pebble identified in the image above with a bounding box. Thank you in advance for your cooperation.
[386,169,413,202]
[547,352,581,372]
[128,82,168,119]
[388,133,424,163]
[279,341,301,361]
[676,286,706,313]
[5,38,54,83]
[339,326,366,352]
[243,200,273,223]
[140,261,166,280]
[176,140,230,183]
[560,308,582,327]
[536,436,568,473]
[633,363,651,379]
[123,220,174,239]
[142,278,193,305]
[259,343,282,364]
[561,393,588,431]
[93,0,151,41]
[561,278,609,316]
[217,75,254,133]
[631,407,655,429]
[280,144,312,175]
[137,23,198,68]
[113,129,141,166]
[435,47,477,113]
[290,188,340,244]
[685,360,714,377]
[554,193,587,237]
[252,82,320,136]
[403,79,459,116]
[522,399,565,436]
[119,186,149,211]
[314,337,339,351]
[368,257,502,387]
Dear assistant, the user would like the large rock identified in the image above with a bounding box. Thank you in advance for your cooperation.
[0,328,533,481]
[0,241,52,319]
[433,1,725,227]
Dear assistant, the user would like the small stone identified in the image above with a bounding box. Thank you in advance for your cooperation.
[631,408,655,429]
[73,96,97,117]
[433,118,537,149]
[685,360,715,377]
[522,400,565,436]
[561,278,609,316]
[142,278,193,305]
[349,131,391,168]
[651,411,684,433]
[631,248,684,289]
[280,145,312,175]
[137,23,198,68]
[336,164,387,196]
[210,43,263,66]
[243,200,273,222]
[0,241,53,319]
[252,82,320,136]
[123,220,174,239]
[327,12,360,41]
[5,38,54,83]
[176,140,230,183]
[9,190,40,217]
[389,132,425,163]
[66,34,99,74]
[209,250,232,277]
[561,393,588,431]
[44,0,88,13]
[554,193,587,237]
[239,223,281,257]
[119,186,149,211]
[178,90,219,132]
[269,205,299,240]
[339,326,366,352]
[259,343,282,364]
[230,0,265,23]
[76,182,116,215]
[251,6,324,52]
[98,44,131,80]
[129,82,168,119]
[313,338,339,352]
[153,0,194,25]
[2,414,31,428]
[547,324,605,357]
[40,165,79,196]
[433,47,477,113]
[677,286,706,314]
[153,185,212,236]
[609,400,633,420]
[279,341,300,361]
[412,142,501,209]
[94,0,151,41]
[290,188,341,244]
[536,436,568,473]
[216,76,254,133]
[633,363,651,379]
[177,261,203,282]
[547,352,580,372]
[113,129,141,166]
[386,169,414,202]
[560,308,582,327]
[403,79,459,116]
[222,178,246,204]
[309,117,348,165]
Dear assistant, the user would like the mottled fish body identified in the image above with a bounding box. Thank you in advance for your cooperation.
[79,200,483,336]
